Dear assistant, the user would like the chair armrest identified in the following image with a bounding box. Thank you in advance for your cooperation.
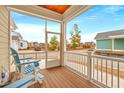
[17,60,40,66]
[20,57,32,60]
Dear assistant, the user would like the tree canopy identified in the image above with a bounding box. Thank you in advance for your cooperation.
[70,24,81,48]
[49,35,59,51]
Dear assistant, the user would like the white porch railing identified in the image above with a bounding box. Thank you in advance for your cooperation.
[18,51,124,88]
[18,51,60,69]
[64,51,124,88]
[18,51,46,70]
[64,52,88,78]
[19,51,45,60]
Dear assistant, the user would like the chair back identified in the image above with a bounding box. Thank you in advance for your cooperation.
[10,48,21,71]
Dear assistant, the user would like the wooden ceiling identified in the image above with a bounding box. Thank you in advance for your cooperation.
[38,5,71,14]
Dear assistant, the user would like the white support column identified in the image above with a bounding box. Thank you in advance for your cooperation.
[45,20,48,68]
[8,8,11,73]
[112,38,114,51]
[87,51,92,80]
[60,21,66,66]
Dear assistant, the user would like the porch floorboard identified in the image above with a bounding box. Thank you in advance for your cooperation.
[29,67,98,88]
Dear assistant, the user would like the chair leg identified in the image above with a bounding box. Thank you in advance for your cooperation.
[38,80,43,84]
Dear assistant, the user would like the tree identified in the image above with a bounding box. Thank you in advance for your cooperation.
[49,35,59,51]
[70,24,81,48]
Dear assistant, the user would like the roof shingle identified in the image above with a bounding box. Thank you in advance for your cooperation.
[95,29,124,40]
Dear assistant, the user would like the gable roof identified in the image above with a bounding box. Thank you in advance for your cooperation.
[95,29,124,40]
[11,31,22,40]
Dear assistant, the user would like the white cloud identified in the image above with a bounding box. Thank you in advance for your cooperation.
[103,6,124,14]
[86,15,98,20]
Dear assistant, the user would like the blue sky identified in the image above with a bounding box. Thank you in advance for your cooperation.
[11,12,60,43]
[11,5,124,43]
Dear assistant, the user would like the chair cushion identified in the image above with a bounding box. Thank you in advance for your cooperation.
[24,65,34,74]
[4,75,35,88]
[34,62,39,67]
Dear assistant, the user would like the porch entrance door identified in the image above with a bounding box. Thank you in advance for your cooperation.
[46,31,60,68]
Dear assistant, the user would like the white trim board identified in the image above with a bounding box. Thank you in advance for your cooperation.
[114,50,124,51]
[96,38,112,40]
[96,49,124,51]
[96,49,112,51]
[47,31,60,35]
[63,5,93,22]
[8,5,93,23]
[109,35,124,39]
[8,5,63,22]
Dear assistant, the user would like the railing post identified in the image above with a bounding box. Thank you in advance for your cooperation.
[87,51,92,80]
[35,52,38,59]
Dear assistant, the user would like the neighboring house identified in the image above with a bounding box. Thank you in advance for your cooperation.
[28,42,42,51]
[83,42,95,48]
[40,43,45,51]
[19,40,28,50]
[10,17,18,51]
[34,42,41,51]
[95,29,124,51]
[11,31,22,51]
[28,42,35,50]
[10,18,28,51]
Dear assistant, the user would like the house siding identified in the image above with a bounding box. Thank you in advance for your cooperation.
[0,6,10,72]
[114,38,124,50]
[96,39,112,50]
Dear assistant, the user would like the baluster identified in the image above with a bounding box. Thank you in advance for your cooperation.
[84,56,86,75]
[66,53,67,66]
[23,54,25,58]
[97,58,98,81]
[111,60,113,87]
[78,55,80,72]
[80,55,81,73]
[93,57,95,79]
[71,54,73,68]
[65,53,66,65]
[35,53,36,59]
[76,55,78,71]
[101,58,103,82]
[117,61,120,88]
[106,59,108,87]
[81,56,83,75]
[76,55,77,71]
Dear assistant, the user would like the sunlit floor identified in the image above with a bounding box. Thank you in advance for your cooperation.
[29,67,98,88]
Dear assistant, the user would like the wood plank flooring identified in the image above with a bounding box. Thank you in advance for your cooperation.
[29,67,98,88]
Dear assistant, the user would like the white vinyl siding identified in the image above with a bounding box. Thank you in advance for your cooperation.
[0,6,10,72]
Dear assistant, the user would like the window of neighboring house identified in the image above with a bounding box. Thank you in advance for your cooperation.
[21,42,23,47]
